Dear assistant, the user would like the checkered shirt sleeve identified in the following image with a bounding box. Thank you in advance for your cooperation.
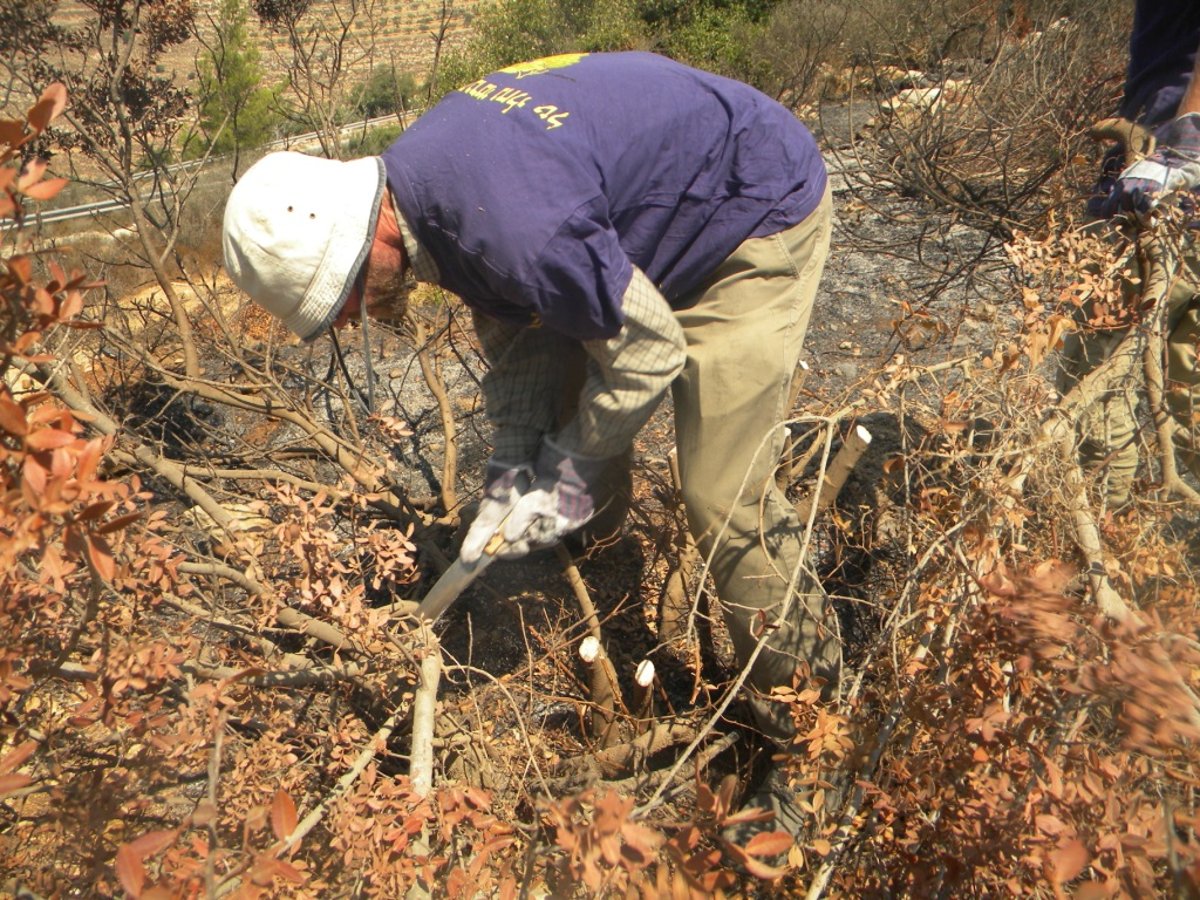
[408,189,686,463]
[473,311,570,463]
[474,268,685,462]
[558,267,686,459]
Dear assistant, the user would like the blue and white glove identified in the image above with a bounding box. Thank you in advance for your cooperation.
[1100,113,1200,220]
[460,459,532,565]
[501,438,608,554]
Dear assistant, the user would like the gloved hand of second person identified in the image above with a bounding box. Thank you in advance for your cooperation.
[501,438,608,554]
[460,459,532,564]
[1101,112,1200,219]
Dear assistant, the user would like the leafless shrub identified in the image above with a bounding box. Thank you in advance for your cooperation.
[252,0,386,158]
[747,0,851,106]
[780,203,1200,895]
[841,2,1128,236]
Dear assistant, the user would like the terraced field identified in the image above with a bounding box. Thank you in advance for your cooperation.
[52,0,482,83]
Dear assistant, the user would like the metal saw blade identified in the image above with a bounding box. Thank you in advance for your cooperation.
[415,554,495,623]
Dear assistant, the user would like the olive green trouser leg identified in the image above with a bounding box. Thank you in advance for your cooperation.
[1059,241,1200,505]
[1166,292,1200,476]
[671,185,841,744]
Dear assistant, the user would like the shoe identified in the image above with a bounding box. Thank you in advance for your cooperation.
[719,763,805,871]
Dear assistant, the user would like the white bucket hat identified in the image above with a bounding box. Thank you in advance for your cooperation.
[222,151,386,341]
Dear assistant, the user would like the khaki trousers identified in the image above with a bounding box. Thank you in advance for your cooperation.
[1059,235,1200,505]
[672,185,840,743]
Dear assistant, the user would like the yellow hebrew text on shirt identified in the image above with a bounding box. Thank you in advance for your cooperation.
[498,53,588,79]
[460,79,497,100]
[456,63,576,129]
[532,105,570,130]
[492,86,532,113]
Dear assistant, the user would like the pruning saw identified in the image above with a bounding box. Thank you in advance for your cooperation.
[416,531,506,623]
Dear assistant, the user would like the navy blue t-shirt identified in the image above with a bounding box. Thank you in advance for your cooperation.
[1121,0,1200,125]
[382,52,826,341]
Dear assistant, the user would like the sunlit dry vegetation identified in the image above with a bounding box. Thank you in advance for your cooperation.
[3,0,1200,897]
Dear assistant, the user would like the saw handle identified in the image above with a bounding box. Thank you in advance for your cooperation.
[1089,116,1155,167]
[484,530,507,556]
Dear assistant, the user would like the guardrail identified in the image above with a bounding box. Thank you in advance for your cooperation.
[1,114,406,233]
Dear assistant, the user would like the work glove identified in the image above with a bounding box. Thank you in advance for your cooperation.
[500,438,608,555]
[1100,112,1200,221]
[460,459,532,565]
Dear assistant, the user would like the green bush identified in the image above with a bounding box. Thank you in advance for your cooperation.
[185,0,282,158]
[347,66,420,119]
[746,0,849,104]
[432,0,650,98]
[431,0,1125,115]
[345,123,404,156]
[657,3,767,83]
[432,0,788,99]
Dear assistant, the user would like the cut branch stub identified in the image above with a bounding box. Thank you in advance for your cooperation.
[579,635,619,748]
[632,659,656,730]
[795,424,873,522]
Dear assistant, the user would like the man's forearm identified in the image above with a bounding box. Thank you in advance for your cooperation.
[554,268,686,460]
[473,311,566,463]
[475,268,687,464]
